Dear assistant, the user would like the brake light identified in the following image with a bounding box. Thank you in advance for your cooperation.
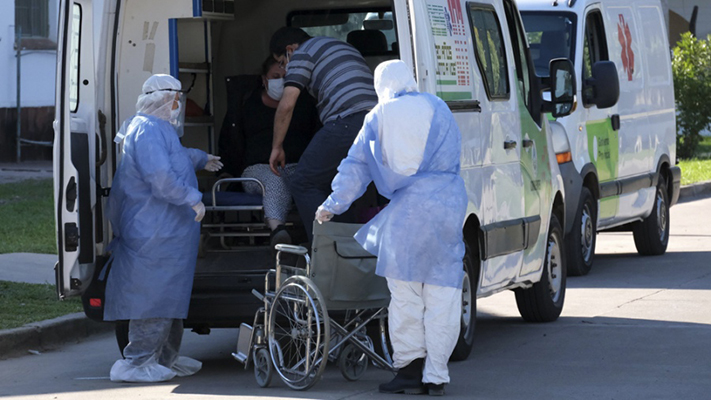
[556,152,572,164]
[89,298,102,308]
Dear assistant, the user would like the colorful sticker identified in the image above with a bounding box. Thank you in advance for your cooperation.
[586,118,619,218]
[427,1,473,101]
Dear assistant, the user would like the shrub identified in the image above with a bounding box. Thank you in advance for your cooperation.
[672,33,711,159]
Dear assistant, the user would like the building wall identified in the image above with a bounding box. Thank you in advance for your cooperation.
[0,1,59,161]
[667,0,711,40]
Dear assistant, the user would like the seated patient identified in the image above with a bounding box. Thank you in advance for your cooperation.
[219,56,320,246]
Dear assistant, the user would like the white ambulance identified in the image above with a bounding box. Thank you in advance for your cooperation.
[54,0,576,360]
[519,0,681,276]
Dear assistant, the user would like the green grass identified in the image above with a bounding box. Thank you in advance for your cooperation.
[0,281,82,330]
[679,158,711,185]
[0,179,56,254]
[697,135,711,157]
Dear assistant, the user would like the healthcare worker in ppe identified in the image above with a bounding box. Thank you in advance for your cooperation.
[316,60,467,396]
[105,74,223,383]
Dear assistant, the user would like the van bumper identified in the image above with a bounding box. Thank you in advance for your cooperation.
[559,161,582,235]
[669,166,681,206]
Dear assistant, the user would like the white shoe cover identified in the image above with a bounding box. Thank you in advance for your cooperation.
[110,358,177,383]
[170,356,202,377]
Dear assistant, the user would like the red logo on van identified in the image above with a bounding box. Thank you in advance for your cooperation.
[618,14,634,81]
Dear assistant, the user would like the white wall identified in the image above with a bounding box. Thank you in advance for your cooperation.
[0,0,60,109]
[667,0,711,39]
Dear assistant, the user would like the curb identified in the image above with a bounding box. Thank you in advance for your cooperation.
[0,312,114,360]
[678,181,711,201]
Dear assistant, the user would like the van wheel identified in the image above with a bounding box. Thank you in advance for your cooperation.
[633,176,669,255]
[567,187,596,276]
[515,214,566,322]
[115,320,129,358]
[450,243,479,361]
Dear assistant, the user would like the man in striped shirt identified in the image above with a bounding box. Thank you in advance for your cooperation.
[268,27,378,241]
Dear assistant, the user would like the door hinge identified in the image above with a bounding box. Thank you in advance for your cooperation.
[99,187,111,197]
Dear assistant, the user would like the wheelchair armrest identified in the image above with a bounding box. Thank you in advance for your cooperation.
[209,177,266,207]
[275,244,309,256]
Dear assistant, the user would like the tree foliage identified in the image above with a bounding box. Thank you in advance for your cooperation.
[672,33,711,159]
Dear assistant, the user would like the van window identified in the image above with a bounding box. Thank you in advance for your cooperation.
[582,10,609,106]
[503,0,537,122]
[638,6,669,85]
[69,3,82,113]
[467,4,509,100]
[289,10,396,53]
[520,12,576,77]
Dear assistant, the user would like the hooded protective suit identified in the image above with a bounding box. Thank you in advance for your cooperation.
[320,60,467,288]
[319,60,467,387]
[106,74,207,383]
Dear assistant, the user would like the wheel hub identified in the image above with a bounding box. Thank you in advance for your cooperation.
[580,206,594,262]
[656,190,667,241]
[547,234,562,303]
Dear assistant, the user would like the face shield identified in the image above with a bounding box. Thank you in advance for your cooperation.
[133,74,191,136]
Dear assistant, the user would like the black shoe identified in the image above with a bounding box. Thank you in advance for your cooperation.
[270,225,291,249]
[379,358,425,394]
[427,383,445,396]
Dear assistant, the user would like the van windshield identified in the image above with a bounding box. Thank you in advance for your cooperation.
[520,11,577,77]
[288,10,396,54]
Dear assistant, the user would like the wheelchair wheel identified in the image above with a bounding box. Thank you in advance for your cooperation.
[338,343,368,381]
[253,347,272,388]
[268,275,330,390]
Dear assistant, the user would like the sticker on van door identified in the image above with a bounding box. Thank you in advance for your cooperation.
[617,15,634,81]
[427,0,474,101]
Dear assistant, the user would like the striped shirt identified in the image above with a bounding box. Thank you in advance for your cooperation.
[285,36,377,123]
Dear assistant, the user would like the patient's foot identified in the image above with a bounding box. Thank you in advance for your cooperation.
[270,225,292,249]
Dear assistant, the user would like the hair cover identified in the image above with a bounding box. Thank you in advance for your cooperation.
[135,74,182,121]
[373,60,418,102]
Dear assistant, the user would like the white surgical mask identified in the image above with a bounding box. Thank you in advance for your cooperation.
[267,78,285,100]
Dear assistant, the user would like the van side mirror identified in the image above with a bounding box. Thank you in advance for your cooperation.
[544,58,576,118]
[584,61,619,109]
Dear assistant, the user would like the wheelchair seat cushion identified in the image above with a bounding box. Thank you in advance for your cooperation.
[202,191,263,207]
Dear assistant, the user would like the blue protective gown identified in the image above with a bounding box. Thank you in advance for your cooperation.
[104,114,207,321]
[321,92,467,288]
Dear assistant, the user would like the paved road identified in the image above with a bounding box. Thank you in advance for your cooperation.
[1,195,710,399]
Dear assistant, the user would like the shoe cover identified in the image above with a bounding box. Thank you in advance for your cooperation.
[170,356,202,377]
[110,356,177,383]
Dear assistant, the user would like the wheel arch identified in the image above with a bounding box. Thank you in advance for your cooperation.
[580,163,600,200]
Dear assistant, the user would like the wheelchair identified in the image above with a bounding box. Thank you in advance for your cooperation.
[232,221,395,390]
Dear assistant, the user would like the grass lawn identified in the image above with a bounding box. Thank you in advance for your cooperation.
[0,281,82,330]
[679,158,711,185]
[0,179,56,254]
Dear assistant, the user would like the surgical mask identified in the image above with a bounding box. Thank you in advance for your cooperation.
[267,78,285,100]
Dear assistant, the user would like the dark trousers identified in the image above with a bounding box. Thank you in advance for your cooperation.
[287,111,368,242]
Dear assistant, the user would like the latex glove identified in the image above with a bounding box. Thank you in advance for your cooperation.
[204,155,223,172]
[192,202,206,222]
[315,205,334,224]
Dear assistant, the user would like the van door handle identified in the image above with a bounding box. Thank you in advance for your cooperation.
[522,139,534,148]
[504,140,517,150]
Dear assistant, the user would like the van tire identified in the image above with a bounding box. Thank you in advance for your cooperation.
[567,187,596,276]
[115,320,129,358]
[633,176,669,255]
[515,214,566,322]
[450,243,479,361]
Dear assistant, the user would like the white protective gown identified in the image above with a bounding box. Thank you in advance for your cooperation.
[319,60,467,384]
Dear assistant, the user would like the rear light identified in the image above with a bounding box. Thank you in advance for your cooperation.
[556,151,572,164]
[89,298,102,308]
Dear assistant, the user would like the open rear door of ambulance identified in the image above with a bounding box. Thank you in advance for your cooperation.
[53,0,97,299]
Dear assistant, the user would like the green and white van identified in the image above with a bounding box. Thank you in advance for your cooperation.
[54,0,576,359]
[520,0,682,276]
